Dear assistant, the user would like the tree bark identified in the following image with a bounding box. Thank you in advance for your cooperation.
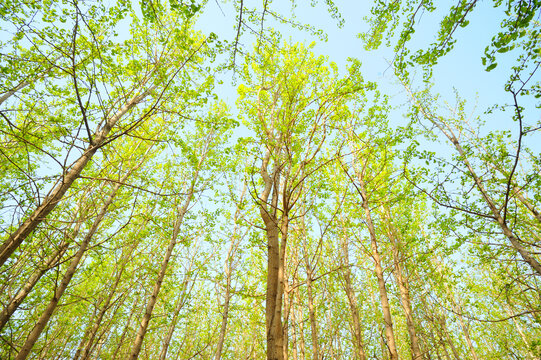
[259,148,286,360]
[263,211,285,360]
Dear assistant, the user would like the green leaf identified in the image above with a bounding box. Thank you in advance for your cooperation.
[486,63,497,71]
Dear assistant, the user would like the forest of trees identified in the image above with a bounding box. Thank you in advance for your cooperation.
[0,0,540,359]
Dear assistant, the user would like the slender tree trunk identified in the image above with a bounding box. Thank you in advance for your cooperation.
[112,297,140,360]
[305,264,319,360]
[214,248,234,360]
[296,288,306,360]
[128,147,204,359]
[157,236,200,360]
[356,176,398,360]
[514,187,541,223]
[440,316,461,360]
[0,239,69,331]
[159,278,190,360]
[0,80,30,106]
[455,308,478,360]
[14,179,124,360]
[75,245,134,360]
[505,304,537,359]
[128,194,193,360]
[441,286,479,360]
[380,330,389,360]
[393,250,422,358]
[215,184,247,360]
[259,149,285,360]
[382,206,423,360]
[282,278,292,360]
[439,339,452,360]
[291,290,299,360]
[406,90,541,275]
[338,223,367,360]
[0,88,152,267]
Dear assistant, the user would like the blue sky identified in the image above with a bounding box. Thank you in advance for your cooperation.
[192,0,538,133]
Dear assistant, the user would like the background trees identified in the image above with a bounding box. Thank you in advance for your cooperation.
[1,0,539,359]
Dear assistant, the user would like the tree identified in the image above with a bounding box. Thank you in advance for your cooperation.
[237,40,364,360]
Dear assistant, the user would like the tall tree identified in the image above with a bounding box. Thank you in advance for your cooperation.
[238,40,364,360]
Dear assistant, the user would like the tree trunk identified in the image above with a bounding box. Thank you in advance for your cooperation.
[407,92,541,276]
[159,278,190,360]
[305,264,319,360]
[338,222,367,360]
[214,248,234,360]
[14,179,124,360]
[0,239,69,331]
[259,149,285,360]
[75,244,135,360]
[112,297,140,360]
[264,214,285,360]
[282,277,293,360]
[0,88,152,267]
[296,288,307,360]
[505,304,537,359]
[383,206,423,360]
[290,289,299,360]
[128,155,202,359]
[356,176,398,360]
[215,184,247,360]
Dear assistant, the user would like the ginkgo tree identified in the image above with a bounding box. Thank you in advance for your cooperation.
[237,40,366,360]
